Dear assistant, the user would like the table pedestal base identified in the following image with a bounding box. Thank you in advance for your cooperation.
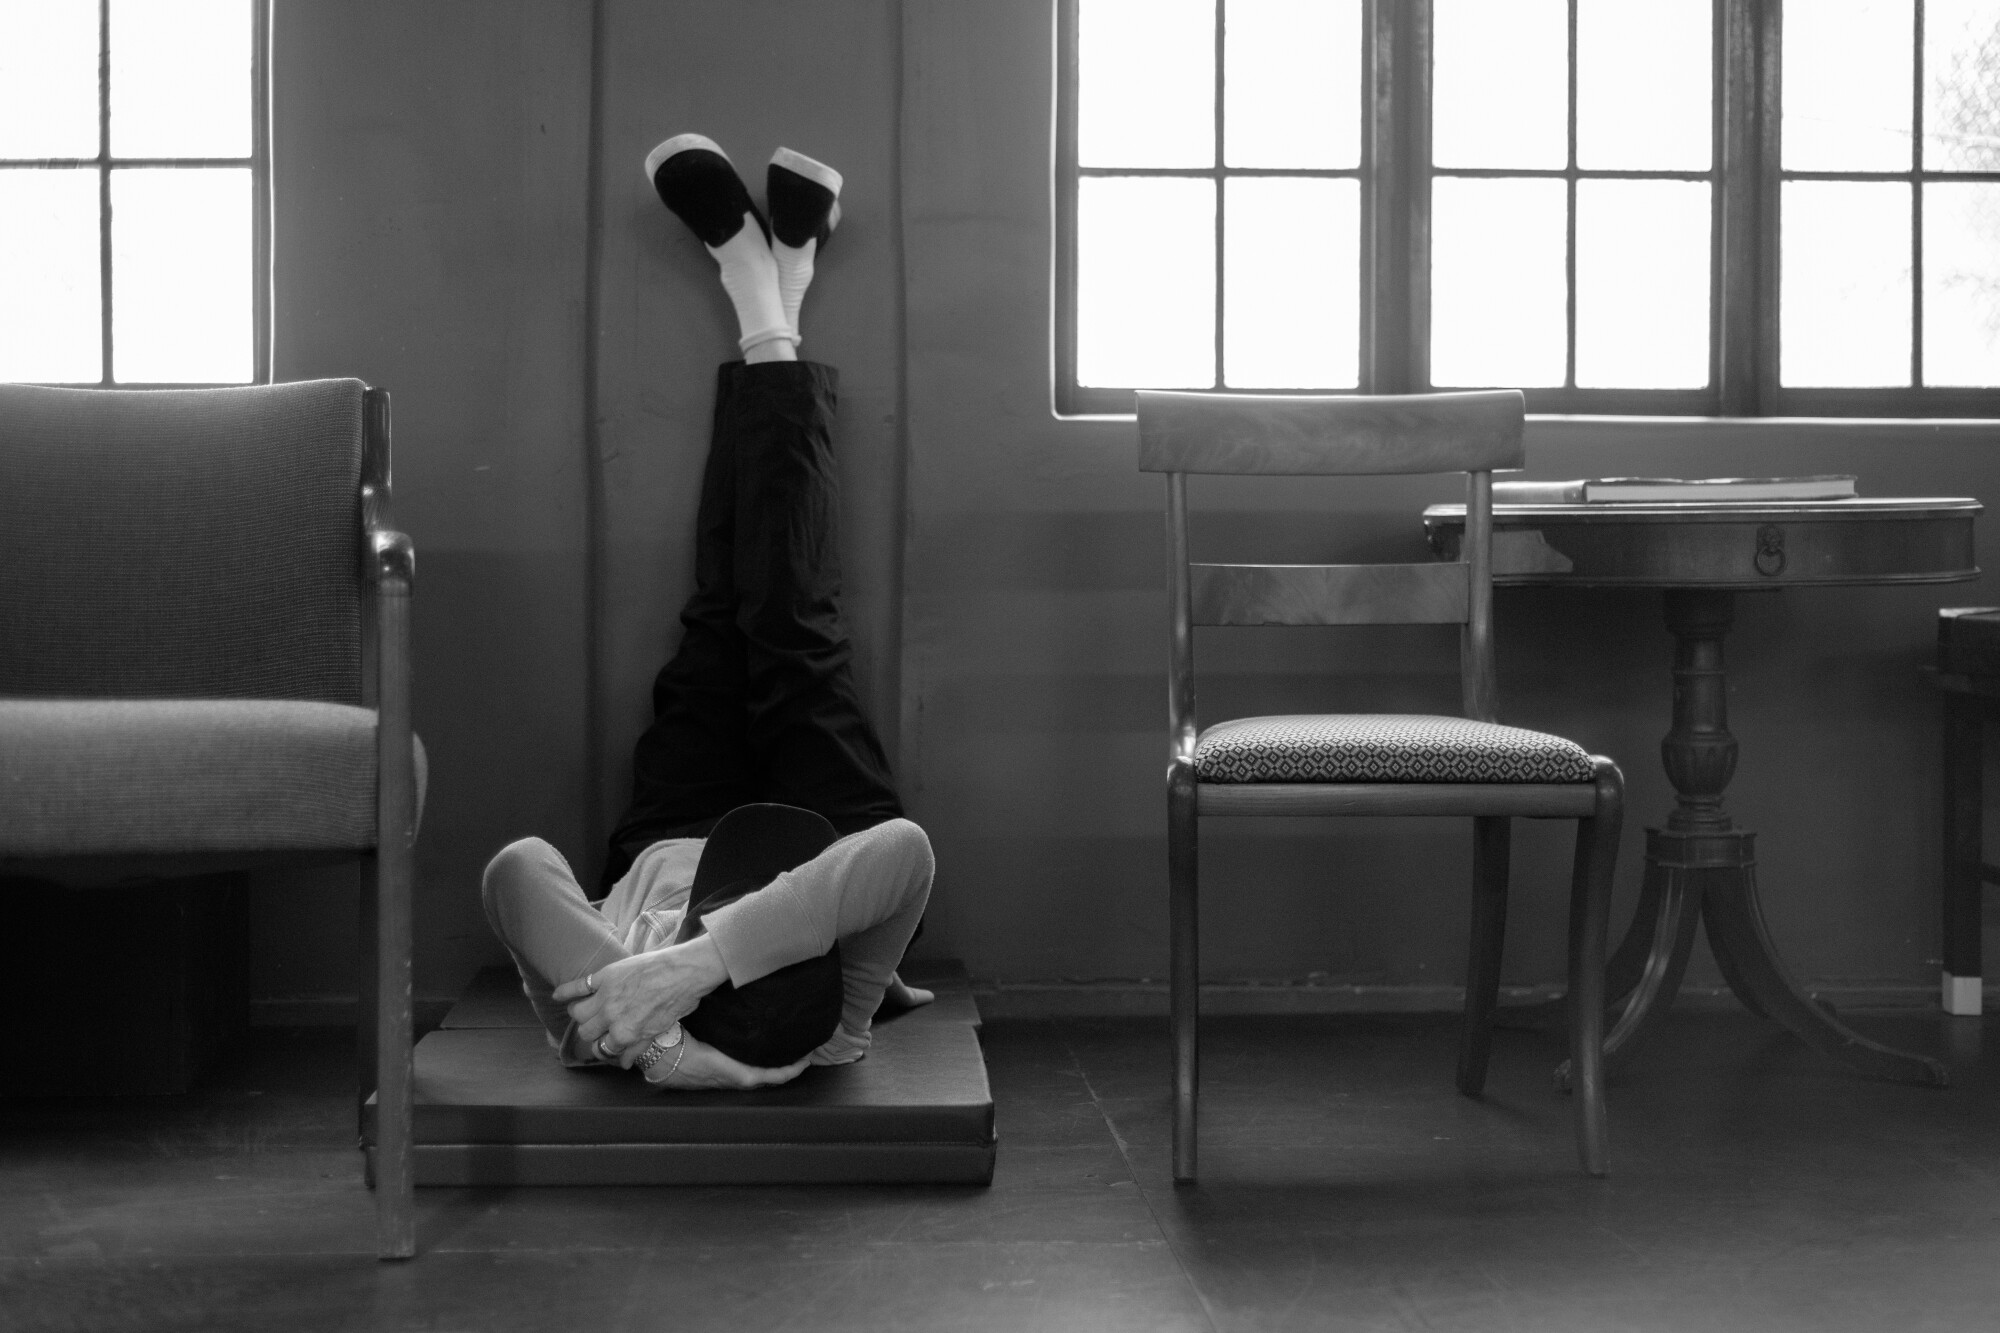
[1575,829,1949,1087]
[1561,589,1948,1090]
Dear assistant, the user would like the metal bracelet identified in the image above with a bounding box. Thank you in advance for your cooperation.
[635,1022,683,1075]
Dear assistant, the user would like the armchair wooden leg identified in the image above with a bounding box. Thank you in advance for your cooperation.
[372,832,416,1259]
[1168,772,1200,1184]
[356,855,379,1149]
[1566,759,1623,1177]
[1456,816,1512,1097]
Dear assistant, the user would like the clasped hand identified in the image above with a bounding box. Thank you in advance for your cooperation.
[552,934,729,1069]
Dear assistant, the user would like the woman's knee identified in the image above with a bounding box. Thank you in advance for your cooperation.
[862,817,934,885]
[481,837,565,917]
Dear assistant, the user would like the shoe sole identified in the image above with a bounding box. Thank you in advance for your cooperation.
[770,146,843,196]
[645,132,728,186]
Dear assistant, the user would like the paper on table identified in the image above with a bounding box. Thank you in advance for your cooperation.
[1491,476,1857,504]
[1492,479,1586,504]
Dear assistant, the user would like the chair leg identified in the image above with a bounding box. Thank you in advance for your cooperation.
[1943,695,1983,1016]
[1168,771,1200,1184]
[1456,816,1512,1097]
[1566,759,1624,1177]
[356,855,379,1149]
[371,842,416,1260]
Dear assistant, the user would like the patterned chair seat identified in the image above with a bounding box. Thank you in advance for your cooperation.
[1194,714,1596,785]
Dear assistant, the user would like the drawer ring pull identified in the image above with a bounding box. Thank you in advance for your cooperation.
[1754,525,1786,577]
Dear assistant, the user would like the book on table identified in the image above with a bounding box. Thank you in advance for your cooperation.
[1491,476,1858,505]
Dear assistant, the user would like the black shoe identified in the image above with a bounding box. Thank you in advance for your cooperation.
[644,133,766,247]
[767,146,842,252]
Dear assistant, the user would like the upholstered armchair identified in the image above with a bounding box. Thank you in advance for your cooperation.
[0,379,425,1258]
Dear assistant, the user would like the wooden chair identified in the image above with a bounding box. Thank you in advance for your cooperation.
[1139,388,1624,1179]
[0,380,423,1258]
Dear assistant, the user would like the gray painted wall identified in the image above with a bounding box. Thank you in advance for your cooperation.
[250,0,2000,1014]
[258,0,594,1005]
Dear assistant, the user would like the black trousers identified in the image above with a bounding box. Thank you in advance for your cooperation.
[602,360,904,888]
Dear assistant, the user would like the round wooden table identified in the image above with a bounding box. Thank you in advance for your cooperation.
[1423,497,1982,1086]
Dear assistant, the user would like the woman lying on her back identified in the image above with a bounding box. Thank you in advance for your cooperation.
[482,134,932,1090]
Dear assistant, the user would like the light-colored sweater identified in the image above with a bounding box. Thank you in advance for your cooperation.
[599,818,934,1064]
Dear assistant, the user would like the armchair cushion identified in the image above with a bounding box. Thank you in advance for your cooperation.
[1194,714,1595,785]
[0,700,426,858]
[0,380,365,702]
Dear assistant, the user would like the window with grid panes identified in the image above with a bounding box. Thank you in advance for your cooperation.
[0,0,268,387]
[1054,0,2000,417]
[1780,0,2000,396]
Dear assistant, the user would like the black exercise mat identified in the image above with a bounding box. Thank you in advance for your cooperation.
[367,961,993,1186]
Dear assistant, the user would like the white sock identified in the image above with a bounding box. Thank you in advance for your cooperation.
[772,237,817,344]
[709,221,796,361]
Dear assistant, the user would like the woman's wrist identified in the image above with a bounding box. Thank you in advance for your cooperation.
[638,1022,687,1084]
[664,932,729,992]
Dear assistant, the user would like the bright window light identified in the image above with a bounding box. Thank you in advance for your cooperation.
[1575,180,1712,389]
[1,0,262,386]
[1781,181,1913,386]
[1922,182,2000,387]
[1925,0,2000,171]
[1577,0,1711,171]
[1430,178,1568,388]
[1077,176,1216,388]
[0,2,100,158]
[1432,0,1568,169]
[1784,0,1915,171]
[1223,176,1359,389]
[1078,0,1213,169]
[111,0,255,159]
[1061,0,2000,411]
[0,169,104,383]
[1224,0,1360,170]
[113,168,254,384]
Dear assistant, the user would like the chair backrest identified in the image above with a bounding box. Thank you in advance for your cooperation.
[1137,389,1525,737]
[0,379,371,703]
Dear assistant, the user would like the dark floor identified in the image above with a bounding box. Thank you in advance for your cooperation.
[5,1005,2000,1332]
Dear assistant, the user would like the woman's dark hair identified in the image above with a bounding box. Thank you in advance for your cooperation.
[672,805,845,1068]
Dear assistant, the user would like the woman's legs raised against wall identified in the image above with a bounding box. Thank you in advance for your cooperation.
[607,137,902,883]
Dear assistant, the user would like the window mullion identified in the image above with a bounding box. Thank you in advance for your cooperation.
[253,0,271,383]
[1564,0,1578,392]
[1752,0,1783,414]
[1212,0,1225,390]
[1054,0,1081,413]
[1911,0,1925,389]
[1717,0,1764,414]
[1407,0,1433,391]
[1362,0,1403,391]
[96,0,112,388]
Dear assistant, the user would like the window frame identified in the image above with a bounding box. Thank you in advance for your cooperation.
[0,0,271,389]
[1053,0,2000,419]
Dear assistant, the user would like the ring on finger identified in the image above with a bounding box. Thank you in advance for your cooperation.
[595,1034,616,1060]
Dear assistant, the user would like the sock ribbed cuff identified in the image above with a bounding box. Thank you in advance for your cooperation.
[738,325,800,354]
